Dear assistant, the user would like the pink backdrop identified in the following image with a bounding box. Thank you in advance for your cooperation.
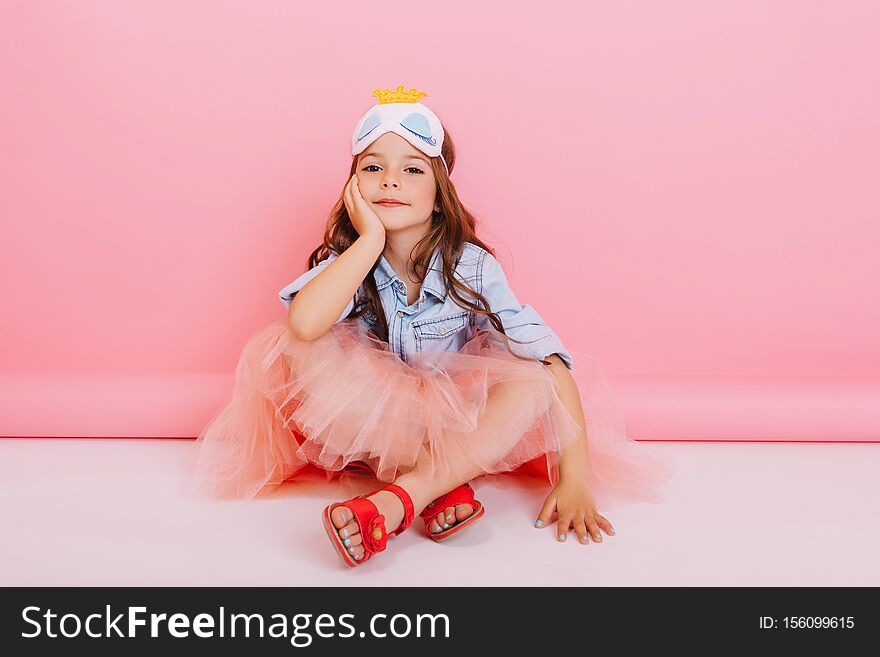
[2,1,878,440]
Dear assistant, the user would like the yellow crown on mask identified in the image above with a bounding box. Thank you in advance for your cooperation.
[372,85,429,104]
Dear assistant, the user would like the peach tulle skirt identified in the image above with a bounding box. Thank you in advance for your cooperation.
[187,319,674,510]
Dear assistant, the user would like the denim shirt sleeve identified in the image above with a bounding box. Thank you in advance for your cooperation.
[475,253,574,371]
[278,251,355,324]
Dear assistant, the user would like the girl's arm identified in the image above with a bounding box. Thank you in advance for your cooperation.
[537,354,615,544]
[543,353,591,480]
[538,353,617,543]
[288,233,385,341]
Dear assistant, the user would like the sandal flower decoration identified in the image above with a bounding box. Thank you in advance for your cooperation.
[363,514,389,553]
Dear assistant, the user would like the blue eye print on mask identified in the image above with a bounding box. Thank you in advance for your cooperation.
[357,114,381,142]
[399,113,437,146]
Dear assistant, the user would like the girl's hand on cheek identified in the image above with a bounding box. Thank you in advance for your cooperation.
[344,174,386,241]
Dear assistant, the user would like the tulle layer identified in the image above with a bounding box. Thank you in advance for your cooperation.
[188,319,674,509]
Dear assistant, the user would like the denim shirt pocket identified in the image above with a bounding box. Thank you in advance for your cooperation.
[412,311,470,354]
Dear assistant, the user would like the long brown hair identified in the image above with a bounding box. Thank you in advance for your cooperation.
[302,125,552,368]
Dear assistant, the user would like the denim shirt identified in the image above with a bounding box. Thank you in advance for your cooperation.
[278,242,574,371]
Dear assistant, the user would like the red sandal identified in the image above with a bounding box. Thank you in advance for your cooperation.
[419,482,485,542]
[322,483,415,567]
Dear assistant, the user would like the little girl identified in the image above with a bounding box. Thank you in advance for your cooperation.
[190,85,674,567]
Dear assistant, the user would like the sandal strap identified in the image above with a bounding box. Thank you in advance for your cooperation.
[342,497,391,556]
[419,483,476,520]
[333,483,416,561]
[379,483,415,536]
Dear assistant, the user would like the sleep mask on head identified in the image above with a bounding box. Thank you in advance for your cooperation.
[351,85,449,177]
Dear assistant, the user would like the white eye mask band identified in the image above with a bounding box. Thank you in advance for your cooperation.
[351,85,450,177]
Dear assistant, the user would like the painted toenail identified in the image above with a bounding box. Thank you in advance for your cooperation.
[608,528,615,534]
[344,538,350,546]
[535,520,542,527]
[580,535,588,542]
[354,553,362,560]
[559,534,566,541]
[341,529,348,538]
[443,523,449,528]
[594,533,601,540]
[349,547,354,553]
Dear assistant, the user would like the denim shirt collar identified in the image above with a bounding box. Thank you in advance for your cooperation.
[373,246,447,301]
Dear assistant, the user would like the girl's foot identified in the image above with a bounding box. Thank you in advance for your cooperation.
[328,489,406,562]
[425,503,474,535]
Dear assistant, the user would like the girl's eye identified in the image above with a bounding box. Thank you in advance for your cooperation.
[361,164,424,174]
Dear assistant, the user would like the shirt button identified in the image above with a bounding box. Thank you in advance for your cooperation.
[397,310,404,316]
[439,326,446,335]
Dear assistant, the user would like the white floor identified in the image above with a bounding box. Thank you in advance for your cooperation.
[0,437,877,586]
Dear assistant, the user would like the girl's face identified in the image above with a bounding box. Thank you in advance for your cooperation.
[356,132,439,231]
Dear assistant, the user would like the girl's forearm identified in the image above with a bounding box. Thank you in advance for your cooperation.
[543,354,591,481]
[288,232,385,340]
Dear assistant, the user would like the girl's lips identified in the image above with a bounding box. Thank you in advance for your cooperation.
[375,201,408,207]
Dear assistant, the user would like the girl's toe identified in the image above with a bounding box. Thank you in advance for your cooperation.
[330,506,350,529]
[338,520,359,541]
[454,504,474,521]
